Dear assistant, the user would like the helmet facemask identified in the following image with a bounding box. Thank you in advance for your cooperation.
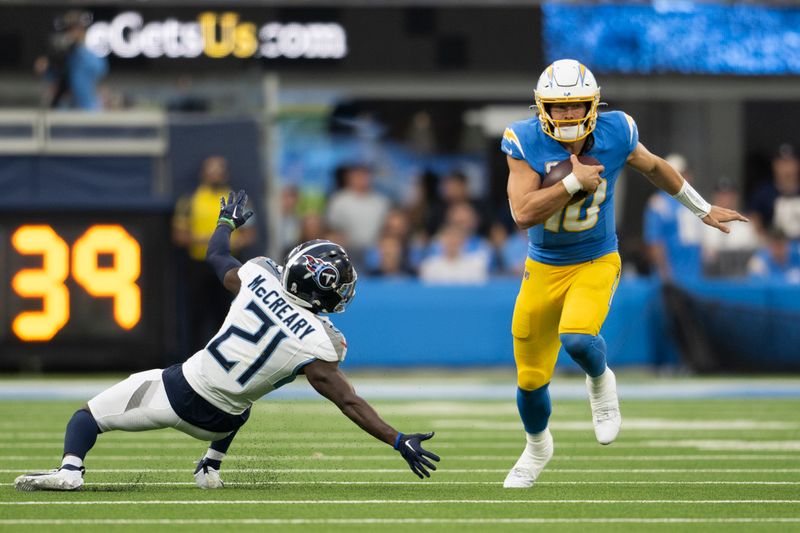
[533,59,601,143]
[535,96,599,142]
[330,270,357,313]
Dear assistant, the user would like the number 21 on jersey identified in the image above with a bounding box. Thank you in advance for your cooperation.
[207,301,288,386]
[544,179,607,233]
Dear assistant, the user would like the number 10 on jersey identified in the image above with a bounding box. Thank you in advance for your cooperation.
[544,179,608,233]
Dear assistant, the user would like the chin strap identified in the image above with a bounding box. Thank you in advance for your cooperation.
[672,180,711,218]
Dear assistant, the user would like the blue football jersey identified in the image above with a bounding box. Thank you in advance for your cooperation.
[501,110,639,265]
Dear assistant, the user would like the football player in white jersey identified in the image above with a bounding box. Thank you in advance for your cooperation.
[15,190,439,492]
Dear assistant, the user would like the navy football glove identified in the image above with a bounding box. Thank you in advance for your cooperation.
[218,189,253,230]
[394,432,440,479]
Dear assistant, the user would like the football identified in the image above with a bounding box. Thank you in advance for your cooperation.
[540,155,602,204]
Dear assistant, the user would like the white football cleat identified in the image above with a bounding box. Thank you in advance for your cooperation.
[503,428,554,488]
[14,466,84,492]
[586,368,622,445]
[194,458,224,489]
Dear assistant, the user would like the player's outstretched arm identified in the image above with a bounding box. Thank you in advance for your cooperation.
[303,359,440,478]
[206,189,254,294]
[507,155,603,229]
[627,143,748,234]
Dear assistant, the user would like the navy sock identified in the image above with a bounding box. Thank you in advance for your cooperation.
[210,427,239,455]
[201,458,222,470]
[63,409,100,460]
[516,383,552,434]
[560,333,607,377]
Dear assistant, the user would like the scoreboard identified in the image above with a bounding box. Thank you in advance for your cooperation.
[0,211,175,372]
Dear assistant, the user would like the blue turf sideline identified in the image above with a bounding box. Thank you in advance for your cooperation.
[0,376,799,401]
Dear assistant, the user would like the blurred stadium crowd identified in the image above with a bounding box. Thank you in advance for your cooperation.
[24,9,800,288]
[3,4,799,370]
[192,148,797,277]
[173,142,800,288]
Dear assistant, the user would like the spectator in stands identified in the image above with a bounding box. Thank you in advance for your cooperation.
[419,223,489,285]
[364,207,417,274]
[702,179,759,277]
[442,201,492,256]
[406,169,444,239]
[436,171,488,235]
[382,206,413,242]
[298,213,327,244]
[173,156,256,351]
[279,185,301,258]
[35,10,108,110]
[488,222,528,277]
[368,234,415,278]
[487,222,509,275]
[406,111,438,155]
[441,170,472,205]
[747,227,800,284]
[643,154,705,280]
[749,145,800,238]
[326,165,390,266]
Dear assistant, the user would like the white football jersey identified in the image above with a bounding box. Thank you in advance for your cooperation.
[182,257,347,414]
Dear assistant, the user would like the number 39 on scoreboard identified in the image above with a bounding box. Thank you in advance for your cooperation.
[10,224,141,342]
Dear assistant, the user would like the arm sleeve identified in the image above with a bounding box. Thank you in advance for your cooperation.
[501,127,526,159]
[206,224,242,282]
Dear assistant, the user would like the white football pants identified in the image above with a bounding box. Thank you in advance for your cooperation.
[87,369,231,442]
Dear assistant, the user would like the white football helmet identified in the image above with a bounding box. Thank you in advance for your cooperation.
[534,59,601,143]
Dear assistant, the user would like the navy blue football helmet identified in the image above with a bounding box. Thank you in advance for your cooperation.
[282,239,357,314]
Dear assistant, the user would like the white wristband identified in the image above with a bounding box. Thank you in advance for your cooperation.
[672,180,711,218]
[562,172,582,196]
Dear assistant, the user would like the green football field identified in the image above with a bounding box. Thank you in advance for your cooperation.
[1,382,799,532]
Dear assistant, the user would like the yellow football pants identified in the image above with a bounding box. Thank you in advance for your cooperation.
[511,252,621,391]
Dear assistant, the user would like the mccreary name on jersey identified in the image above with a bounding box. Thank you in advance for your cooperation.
[246,274,316,340]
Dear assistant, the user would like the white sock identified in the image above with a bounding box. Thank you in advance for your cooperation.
[61,455,83,469]
[205,449,225,462]
[588,367,610,389]
[525,428,550,447]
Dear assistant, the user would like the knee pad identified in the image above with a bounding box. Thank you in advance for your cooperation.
[560,333,597,357]
[69,408,99,430]
[560,333,607,377]
[517,368,551,392]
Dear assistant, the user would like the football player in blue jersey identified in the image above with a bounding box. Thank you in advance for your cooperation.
[500,59,748,488]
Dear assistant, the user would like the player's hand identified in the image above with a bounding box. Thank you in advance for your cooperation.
[571,154,604,193]
[218,189,254,230]
[395,432,440,479]
[701,205,749,234]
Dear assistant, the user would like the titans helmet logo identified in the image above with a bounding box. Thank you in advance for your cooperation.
[303,255,339,290]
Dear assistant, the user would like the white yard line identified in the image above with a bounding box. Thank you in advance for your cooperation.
[5,481,800,486]
[3,454,799,462]
[4,441,800,450]
[3,468,800,474]
[1,518,800,525]
[645,440,800,451]
[433,419,800,431]
[1,499,798,506]
[2,418,798,440]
